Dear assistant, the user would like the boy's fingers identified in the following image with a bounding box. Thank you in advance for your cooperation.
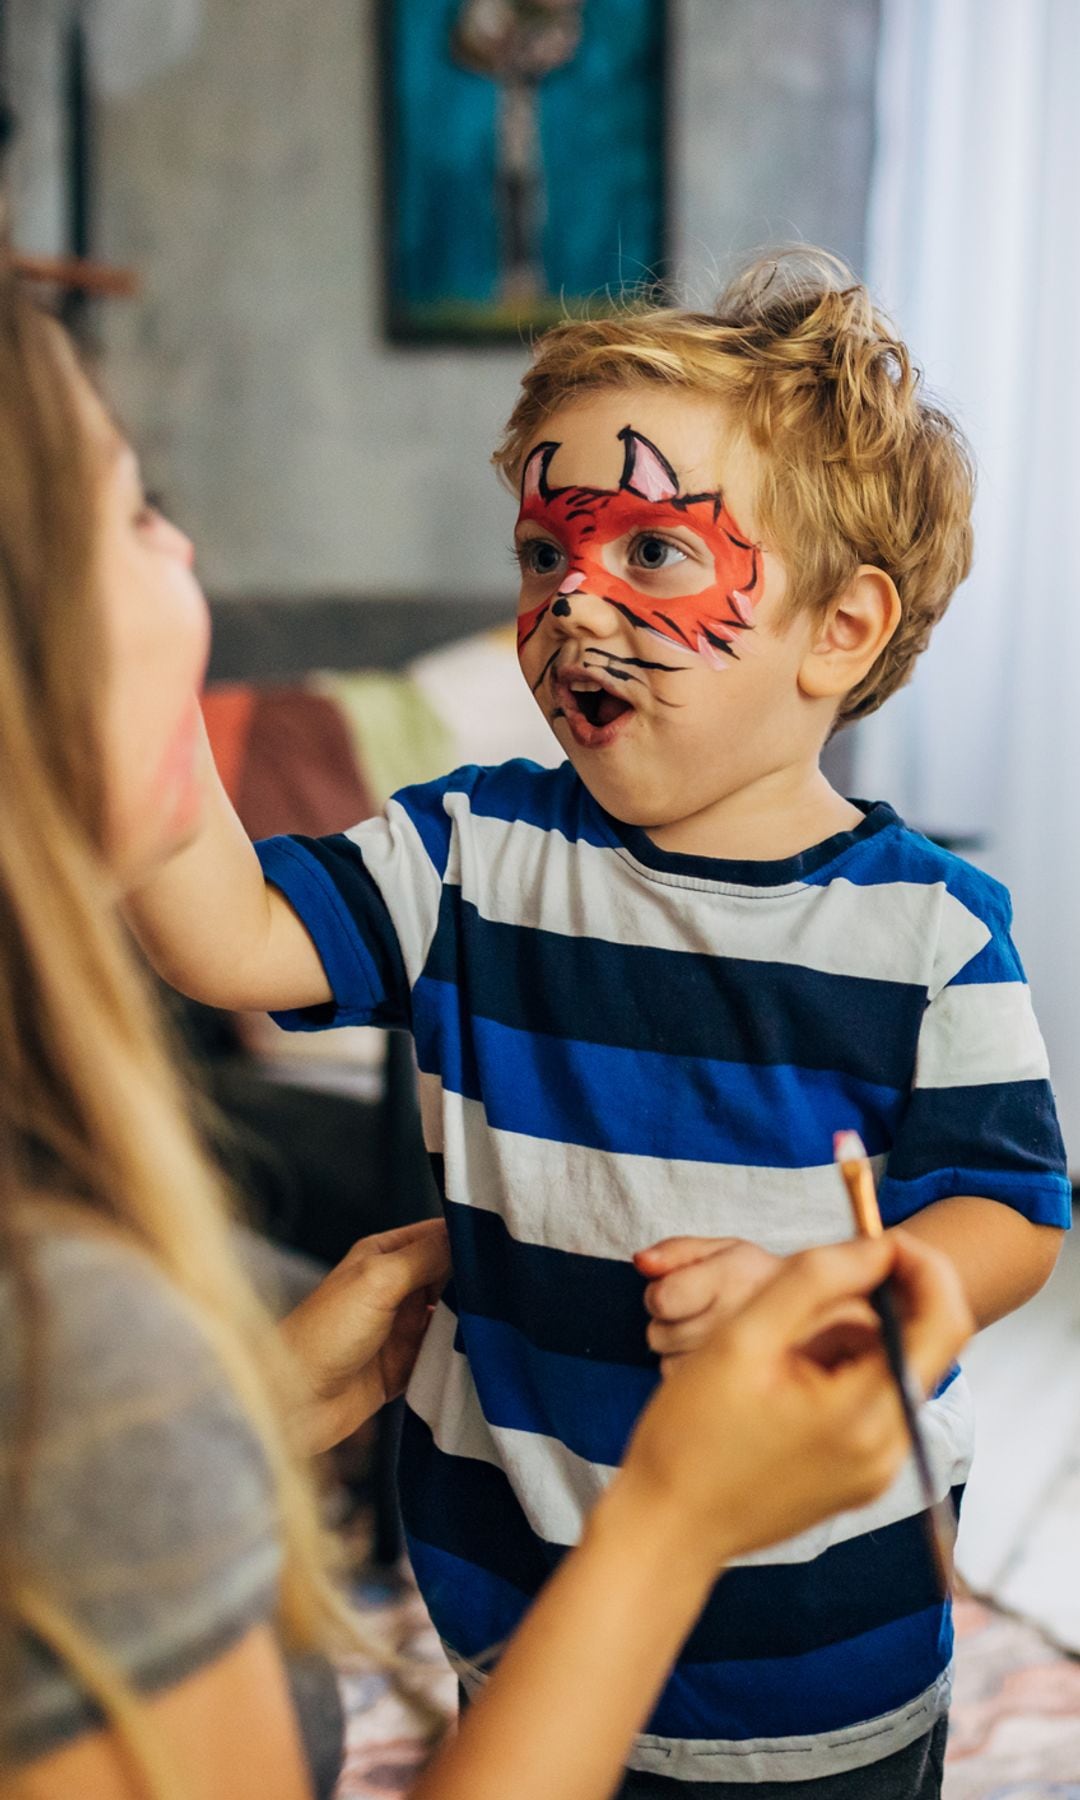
[634,1236,742,1276]
[644,1261,727,1322]
[647,1311,717,1357]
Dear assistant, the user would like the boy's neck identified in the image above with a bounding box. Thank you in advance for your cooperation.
[643,761,865,864]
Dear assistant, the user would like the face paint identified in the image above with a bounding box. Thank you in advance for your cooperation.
[516,426,762,668]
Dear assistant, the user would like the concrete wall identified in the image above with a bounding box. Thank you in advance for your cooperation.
[6,0,880,599]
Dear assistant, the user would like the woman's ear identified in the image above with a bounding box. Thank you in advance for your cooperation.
[797,566,901,702]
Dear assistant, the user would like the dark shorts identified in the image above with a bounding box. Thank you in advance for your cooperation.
[615,1717,948,1800]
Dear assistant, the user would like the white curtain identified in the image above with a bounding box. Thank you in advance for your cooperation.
[858,0,1080,1160]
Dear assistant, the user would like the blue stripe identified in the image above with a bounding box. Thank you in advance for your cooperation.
[256,835,390,1029]
[444,1201,654,1366]
[405,1534,531,1664]
[800,819,1013,930]
[949,932,1026,985]
[458,1308,657,1465]
[880,1165,1072,1229]
[403,1534,952,1742]
[400,1411,957,1665]
[646,1606,953,1741]
[414,982,905,1165]
[461,758,613,846]
[885,1081,1068,1185]
[423,890,928,1089]
[392,766,487,877]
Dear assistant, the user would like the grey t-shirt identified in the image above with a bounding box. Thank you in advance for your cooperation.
[0,1224,343,1794]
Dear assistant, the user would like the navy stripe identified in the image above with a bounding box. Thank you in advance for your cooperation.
[457,1308,657,1464]
[401,1411,957,1665]
[613,802,900,888]
[285,833,410,1025]
[444,1200,655,1367]
[400,1407,559,1596]
[423,891,927,1088]
[414,984,905,1166]
[256,835,398,1029]
[885,1081,1068,1183]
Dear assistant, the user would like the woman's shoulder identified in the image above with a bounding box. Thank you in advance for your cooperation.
[1,1208,283,1768]
[3,1208,217,1395]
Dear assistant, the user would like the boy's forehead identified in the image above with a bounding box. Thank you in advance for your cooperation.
[523,386,736,498]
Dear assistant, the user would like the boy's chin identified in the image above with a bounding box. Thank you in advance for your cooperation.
[564,754,679,831]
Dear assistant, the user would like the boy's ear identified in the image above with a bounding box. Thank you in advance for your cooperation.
[797,566,901,703]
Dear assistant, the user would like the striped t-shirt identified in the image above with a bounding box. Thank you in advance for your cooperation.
[257,758,1070,1787]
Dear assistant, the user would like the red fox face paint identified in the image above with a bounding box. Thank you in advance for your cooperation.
[515,426,763,668]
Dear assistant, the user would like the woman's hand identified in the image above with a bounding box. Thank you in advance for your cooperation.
[619,1230,973,1573]
[278,1218,450,1454]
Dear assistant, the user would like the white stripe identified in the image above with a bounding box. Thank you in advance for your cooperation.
[407,1303,613,1544]
[916,981,1051,1088]
[344,800,443,988]
[420,1081,877,1258]
[452,807,990,992]
[451,1657,951,1784]
[407,1303,974,1568]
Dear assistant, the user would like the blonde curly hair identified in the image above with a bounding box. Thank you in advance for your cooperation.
[493,251,975,724]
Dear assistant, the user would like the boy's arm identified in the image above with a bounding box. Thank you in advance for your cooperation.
[125,721,333,1014]
[891,1196,1063,1329]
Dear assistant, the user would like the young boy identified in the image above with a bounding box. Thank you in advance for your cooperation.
[129,253,1069,1799]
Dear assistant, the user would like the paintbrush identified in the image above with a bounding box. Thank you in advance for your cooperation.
[832,1129,956,1598]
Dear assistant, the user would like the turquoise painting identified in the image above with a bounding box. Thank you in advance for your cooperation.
[380,0,668,341]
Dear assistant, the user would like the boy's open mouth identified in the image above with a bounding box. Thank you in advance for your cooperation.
[552,668,635,748]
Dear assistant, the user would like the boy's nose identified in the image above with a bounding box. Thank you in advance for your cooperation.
[550,576,620,637]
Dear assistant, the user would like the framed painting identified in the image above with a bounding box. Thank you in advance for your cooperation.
[378,0,669,343]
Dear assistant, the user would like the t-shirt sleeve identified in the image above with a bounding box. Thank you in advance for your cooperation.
[878,883,1072,1229]
[254,770,465,1034]
[0,1232,282,1768]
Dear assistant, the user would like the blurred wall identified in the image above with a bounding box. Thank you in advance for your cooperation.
[7,0,880,598]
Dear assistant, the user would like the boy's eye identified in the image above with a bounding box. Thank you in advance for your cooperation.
[629,534,687,572]
[519,539,564,578]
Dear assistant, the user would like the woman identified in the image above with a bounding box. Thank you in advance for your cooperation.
[0,268,970,1800]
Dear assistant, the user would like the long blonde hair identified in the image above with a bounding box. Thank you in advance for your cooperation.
[0,274,349,1792]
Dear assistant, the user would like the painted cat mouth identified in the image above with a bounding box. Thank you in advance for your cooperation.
[552,667,636,747]
[574,686,631,728]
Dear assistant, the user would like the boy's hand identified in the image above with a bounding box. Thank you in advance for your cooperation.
[636,1236,881,1373]
[635,1237,781,1366]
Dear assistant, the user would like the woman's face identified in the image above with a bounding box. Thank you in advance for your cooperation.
[75,362,211,887]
